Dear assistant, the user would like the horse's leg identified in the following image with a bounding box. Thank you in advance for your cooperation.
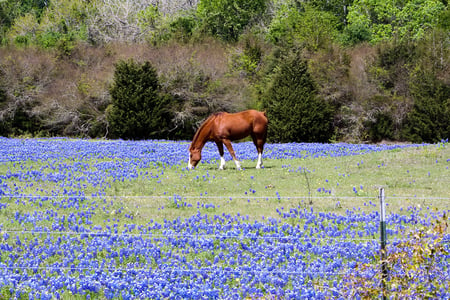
[215,141,226,170]
[251,135,265,169]
[256,152,263,169]
[222,139,241,170]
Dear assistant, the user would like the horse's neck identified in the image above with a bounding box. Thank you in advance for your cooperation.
[191,136,207,151]
[191,119,213,151]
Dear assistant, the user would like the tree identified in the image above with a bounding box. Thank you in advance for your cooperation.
[305,0,353,28]
[268,1,339,51]
[87,0,198,44]
[5,0,91,49]
[261,51,334,143]
[87,0,151,44]
[107,59,172,140]
[197,0,267,41]
[402,70,450,143]
[268,3,339,50]
[346,0,446,44]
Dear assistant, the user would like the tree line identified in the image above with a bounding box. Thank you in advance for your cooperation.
[0,0,448,142]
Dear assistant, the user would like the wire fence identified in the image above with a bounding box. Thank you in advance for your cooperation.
[2,194,450,200]
[0,193,448,279]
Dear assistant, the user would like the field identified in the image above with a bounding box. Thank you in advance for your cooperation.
[0,137,449,299]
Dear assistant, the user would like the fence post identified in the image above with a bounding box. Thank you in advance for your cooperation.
[379,188,387,300]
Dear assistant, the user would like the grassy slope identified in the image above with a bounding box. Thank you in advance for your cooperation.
[1,142,448,228]
[0,141,448,298]
[106,144,450,222]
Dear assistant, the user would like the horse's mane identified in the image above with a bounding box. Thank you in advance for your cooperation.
[189,112,224,150]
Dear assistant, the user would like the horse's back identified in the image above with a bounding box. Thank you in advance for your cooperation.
[246,110,268,133]
[234,109,267,122]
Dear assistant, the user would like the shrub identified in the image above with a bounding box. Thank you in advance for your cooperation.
[197,0,267,41]
[229,37,263,78]
[0,100,43,137]
[261,50,334,143]
[346,0,446,44]
[267,4,339,50]
[106,59,172,140]
[343,213,449,299]
[365,111,394,142]
[169,13,197,42]
[402,70,450,143]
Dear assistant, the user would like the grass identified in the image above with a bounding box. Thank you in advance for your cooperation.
[3,142,447,227]
[0,140,448,299]
[101,144,449,222]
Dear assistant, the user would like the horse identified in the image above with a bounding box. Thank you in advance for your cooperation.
[188,110,268,170]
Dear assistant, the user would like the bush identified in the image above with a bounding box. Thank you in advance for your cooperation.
[169,13,197,42]
[0,101,43,137]
[107,59,173,140]
[365,111,394,142]
[261,50,334,143]
[343,213,449,299]
[197,0,267,41]
[267,4,339,50]
[402,71,450,143]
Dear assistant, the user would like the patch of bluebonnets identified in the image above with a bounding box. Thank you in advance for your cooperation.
[0,138,448,299]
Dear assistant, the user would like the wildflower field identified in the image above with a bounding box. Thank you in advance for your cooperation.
[0,138,449,299]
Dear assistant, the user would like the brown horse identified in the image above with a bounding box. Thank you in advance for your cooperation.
[188,110,268,170]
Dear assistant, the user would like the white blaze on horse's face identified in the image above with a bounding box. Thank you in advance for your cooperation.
[188,149,201,169]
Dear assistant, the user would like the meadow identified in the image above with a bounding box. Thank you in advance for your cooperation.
[0,137,449,299]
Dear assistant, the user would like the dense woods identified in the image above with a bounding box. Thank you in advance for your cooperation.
[0,0,448,142]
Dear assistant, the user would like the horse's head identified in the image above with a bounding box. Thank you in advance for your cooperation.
[188,148,201,169]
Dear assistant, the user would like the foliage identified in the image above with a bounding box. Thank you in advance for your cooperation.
[5,0,90,52]
[1,0,447,48]
[346,0,446,44]
[0,0,448,142]
[343,213,449,299]
[365,111,394,142]
[268,3,340,50]
[0,0,48,42]
[305,0,353,28]
[167,11,198,43]
[107,59,174,140]
[402,69,450,143]
[197,0,267,41]
[229,36,263,78]
[261,51,334,143]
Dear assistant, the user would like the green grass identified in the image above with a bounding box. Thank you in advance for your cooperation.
[101,144,449,222]
[2,144,449,229]
[0,143,448,299]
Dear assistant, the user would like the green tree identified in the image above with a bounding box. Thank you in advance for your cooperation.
[305,0,353,28]
[268,3,339,50]
[261,51,334,142]
[5,0,91,48]
[107,59,172,140]
[197,0,267,41]
[346,0,446,44]
[402,70,450,143]
[0,0,48,30]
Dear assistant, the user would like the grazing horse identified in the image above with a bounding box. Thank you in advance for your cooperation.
[188,110,268,170]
